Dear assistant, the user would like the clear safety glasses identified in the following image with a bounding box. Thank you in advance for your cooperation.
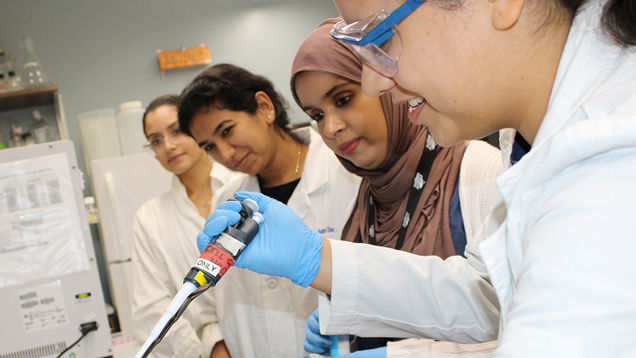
[143,123,187,156]
[330,0,426,77]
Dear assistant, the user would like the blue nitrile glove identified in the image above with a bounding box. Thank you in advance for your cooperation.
[197,200,243,253]
[304,308,332,354]
[340,347,387,357]
[233,191,323,287]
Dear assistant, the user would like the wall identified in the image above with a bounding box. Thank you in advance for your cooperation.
[0,0,339,307]
[0,0,339,173]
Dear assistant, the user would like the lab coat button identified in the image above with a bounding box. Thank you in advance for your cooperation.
[267,278,278,289]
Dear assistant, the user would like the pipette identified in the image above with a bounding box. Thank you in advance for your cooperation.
[134,199,263,358]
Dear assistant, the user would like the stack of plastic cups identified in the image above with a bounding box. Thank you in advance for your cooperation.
[78,108,122,175]
[116,101,146,156]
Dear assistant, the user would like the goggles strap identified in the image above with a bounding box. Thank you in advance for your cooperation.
[354,0,425,46]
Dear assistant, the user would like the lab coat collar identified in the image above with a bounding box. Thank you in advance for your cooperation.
[169,174,199,217]
[210,127,335,218]
[297,127,332,193]
[287,127,333,220]
[534,0,620,146]
[496,0,630,203]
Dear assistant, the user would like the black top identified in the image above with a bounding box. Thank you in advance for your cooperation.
[260,178,301,205]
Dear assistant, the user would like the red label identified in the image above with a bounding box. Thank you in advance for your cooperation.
[200,244,235,277]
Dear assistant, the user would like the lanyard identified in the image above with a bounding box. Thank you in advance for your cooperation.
[366,134,437,250]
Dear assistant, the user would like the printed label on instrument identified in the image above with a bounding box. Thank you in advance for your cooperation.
[18,281,69,333]
[193,258,222,277]
[197,244,235,277]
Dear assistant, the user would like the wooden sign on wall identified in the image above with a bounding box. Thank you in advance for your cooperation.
[156,45,212,71]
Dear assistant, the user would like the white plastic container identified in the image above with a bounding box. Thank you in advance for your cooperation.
[78,108,121,174]
[116,101,146,156]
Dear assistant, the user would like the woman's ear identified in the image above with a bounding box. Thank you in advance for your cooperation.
[254,91,276,124]
[490,0,525,31]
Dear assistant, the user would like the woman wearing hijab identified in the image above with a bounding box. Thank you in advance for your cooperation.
[288,19,502,354]
[200,0,636,354]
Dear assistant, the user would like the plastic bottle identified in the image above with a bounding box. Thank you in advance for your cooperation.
[116,101,147,155]
[84,196,99,224]
[29,109,57,143]
[22,37,49,87]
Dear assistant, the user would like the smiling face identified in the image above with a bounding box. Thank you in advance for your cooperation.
[188,105,276,176]
[334,0,535,147]
[144,104,206,175]
[294,71,388,169]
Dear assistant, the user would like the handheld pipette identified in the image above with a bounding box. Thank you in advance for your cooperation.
[134,198,263,358]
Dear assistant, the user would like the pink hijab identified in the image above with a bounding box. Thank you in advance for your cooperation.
[291,19,466,258]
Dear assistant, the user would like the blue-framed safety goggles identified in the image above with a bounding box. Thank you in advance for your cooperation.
[330,0,426,77]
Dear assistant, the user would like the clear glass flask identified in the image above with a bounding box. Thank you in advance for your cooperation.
[5,55,23,90]
[22,37,49,86]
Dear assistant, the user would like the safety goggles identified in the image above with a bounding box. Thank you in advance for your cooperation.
[330,0,426,77]
[143,122,187,156]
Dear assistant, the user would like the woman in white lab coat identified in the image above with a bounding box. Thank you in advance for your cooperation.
[200,0,636,357]
[290,18,501,354]
[177,64,361,357]
[130,94,244,358]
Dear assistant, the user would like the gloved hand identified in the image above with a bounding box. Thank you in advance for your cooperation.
[304,308,332,354]
[340,347,387,357]
[197,193,323,286]
[197,200,243,253]
[232,191,323,287]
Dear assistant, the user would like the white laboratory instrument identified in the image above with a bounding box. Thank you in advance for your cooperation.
[0,140,111,357]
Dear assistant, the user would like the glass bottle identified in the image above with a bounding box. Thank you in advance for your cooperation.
[5,55,23,91]
[9,123,25,148]
[29,109,57,143]
[22,37,49,87]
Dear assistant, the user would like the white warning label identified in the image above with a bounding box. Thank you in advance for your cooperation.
[193,258,222,277]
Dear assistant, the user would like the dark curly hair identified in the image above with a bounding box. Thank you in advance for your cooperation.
[178,63,301,143]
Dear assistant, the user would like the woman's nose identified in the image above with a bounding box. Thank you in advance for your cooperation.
[164,137,178,152]
[323,113,345,139]
[216,142,235,163]
[361,65,395,97]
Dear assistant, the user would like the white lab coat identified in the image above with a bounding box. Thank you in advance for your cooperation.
[130,164,246,358]
[210,127,361,358]
[321,2,636,357]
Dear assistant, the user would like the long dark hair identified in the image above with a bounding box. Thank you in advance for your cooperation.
[599,0,636,46]
[178,63,301,143]
[555,0,635,45]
